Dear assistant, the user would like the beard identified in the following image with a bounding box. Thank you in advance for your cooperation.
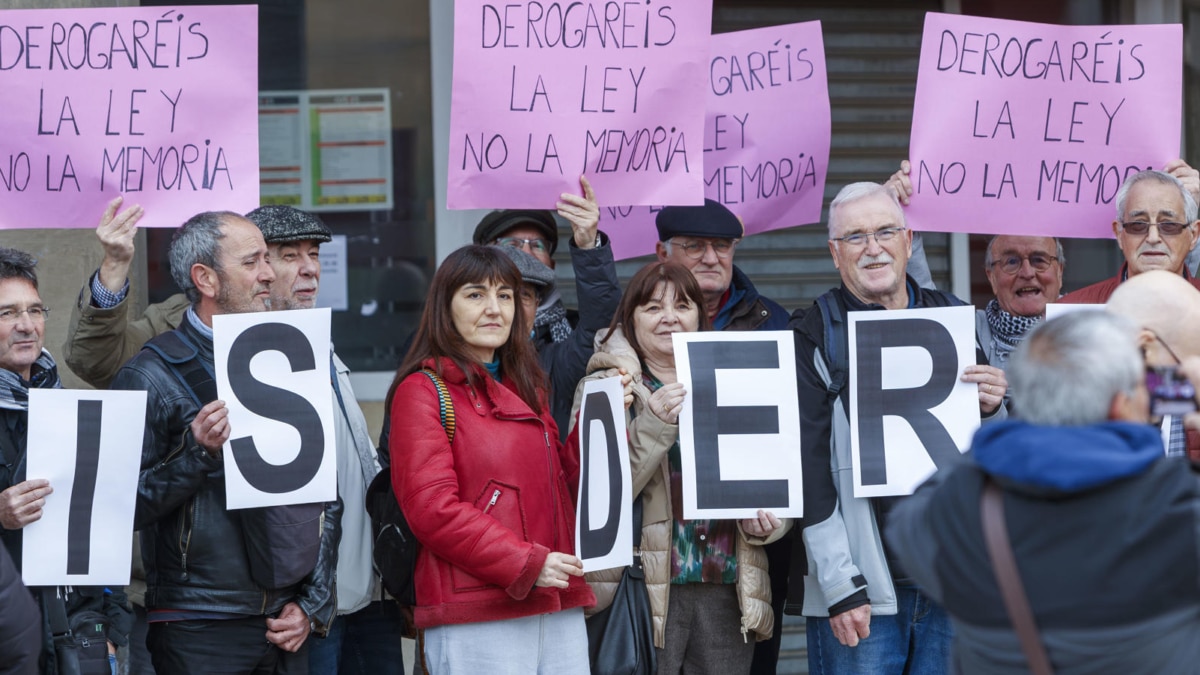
[215,270,268,314]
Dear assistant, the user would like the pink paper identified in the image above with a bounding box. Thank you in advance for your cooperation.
[907,13,1181,238]
[600,22,831,260]
[446,1,712,210]
[0,5,259,229]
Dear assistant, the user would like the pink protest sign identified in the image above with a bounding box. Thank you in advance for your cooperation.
[0,5,259,230]
[447,1,711,210]
[907,13,1181,238]
[600,22,831,260]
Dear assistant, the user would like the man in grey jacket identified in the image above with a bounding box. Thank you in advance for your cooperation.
[888,310,1200,674]
[789,183,1008,675]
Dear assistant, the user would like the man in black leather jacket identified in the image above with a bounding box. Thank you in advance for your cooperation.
[110,212,339,674]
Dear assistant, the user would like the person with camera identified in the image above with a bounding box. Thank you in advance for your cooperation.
[0,247,132,675]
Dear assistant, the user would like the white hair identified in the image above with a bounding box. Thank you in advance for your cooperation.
[827,182,906,238]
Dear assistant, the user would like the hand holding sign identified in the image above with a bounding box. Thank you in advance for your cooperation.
[190,399,230,457]
[961,364,1007,414]
[647,382,686,425]
[0,479,52,529]
[739,509,782,539]
[536,552,585,589]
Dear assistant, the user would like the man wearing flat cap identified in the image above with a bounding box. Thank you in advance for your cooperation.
[66,202,405,675]
[655,199,789,332]
[471,175,621,439]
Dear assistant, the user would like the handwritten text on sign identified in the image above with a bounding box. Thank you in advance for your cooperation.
[603,21,831,260]
[214,308,337,510]
[848,306,980,498]
[446,1,712,210]
[0,5,260,230]
[906,13,1181,238]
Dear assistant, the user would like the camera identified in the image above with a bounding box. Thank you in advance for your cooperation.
[1146,366,1198,418]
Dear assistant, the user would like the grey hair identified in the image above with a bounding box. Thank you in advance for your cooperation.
[983,236,1066,267]
[1008,311,1142,426]
[1115,170,1198,223]
[0,248,38,289]
[168,211,239,303]
[827,182,905,238]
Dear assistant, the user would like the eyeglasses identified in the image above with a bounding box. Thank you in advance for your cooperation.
[0,306,49,324]
[1147,329,1184,365]
[989,253,1059,275]
[1119,221,1191,236]
[830,227,907,248]
[495,237,550,254]
[670,239,738,260]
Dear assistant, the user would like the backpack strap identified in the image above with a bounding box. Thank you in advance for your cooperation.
[143,331,218,406]
[815,294,849,401]
[418,368,455,444]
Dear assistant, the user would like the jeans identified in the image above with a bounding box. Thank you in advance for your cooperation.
[307,601,405,675]
[423,608,589,675]
[807,587,951,675]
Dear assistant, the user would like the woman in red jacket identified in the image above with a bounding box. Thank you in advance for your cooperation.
[388,245,595,673]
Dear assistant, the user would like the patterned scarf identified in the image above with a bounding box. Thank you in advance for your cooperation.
[0,350,62,412]
[984,299,1042,350]
[535,291,572,344]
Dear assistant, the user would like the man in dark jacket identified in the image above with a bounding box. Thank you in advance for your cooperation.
[887,310,1200,674]
[110,213,340,674]
[653,198,790,671]
[0,543,39,675]
[0,247,132,674]
[472,175,621,439]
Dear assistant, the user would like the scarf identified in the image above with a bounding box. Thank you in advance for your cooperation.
[0,350,62,412]
[535,291,572,344]
[984,299,1041,350]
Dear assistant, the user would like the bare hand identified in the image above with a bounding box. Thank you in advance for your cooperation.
[647,382,687,424]
[0,479,52,530]
[884,160,913,205]
[190,400,230,457]
[96,196,144,292]
[830,604,872,647]
[560,175,600,249]
[599,367,635,409]
[536,552,584,589]
[265,602,310,652]
[962,365,1007,415]
[1165,159,1200,206]
[739,510,782,539]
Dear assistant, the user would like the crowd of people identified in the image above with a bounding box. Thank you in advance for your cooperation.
[1,158,1200,675]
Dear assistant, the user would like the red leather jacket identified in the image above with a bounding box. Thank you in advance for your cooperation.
[390,358,595,628]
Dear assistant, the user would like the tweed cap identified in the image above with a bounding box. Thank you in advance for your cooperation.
[472,210,559,255]
[496,245,555,289]
[655,199,744,242]
[245,205,333,244]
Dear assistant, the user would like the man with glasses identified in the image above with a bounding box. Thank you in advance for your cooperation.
[1061,170,1200,303]
[978,236,1065,373]
[654,199,789,331]
[788,183,1007,675]
[470,176,622,439]
[1107,270,1200,460]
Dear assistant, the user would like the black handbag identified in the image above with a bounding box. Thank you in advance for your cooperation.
[585,497,656,675]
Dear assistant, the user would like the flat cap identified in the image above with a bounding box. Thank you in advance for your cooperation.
[472,210,559,255]
[496,245,555,289]
[655,199,744,242]
[245,205,333,244]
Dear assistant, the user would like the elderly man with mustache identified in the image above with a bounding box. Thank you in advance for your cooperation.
[786,182,1007,675]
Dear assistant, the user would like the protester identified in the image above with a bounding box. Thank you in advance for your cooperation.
[888,310,1200,674]
[789,183,1007,674]
[472,175,621,439]
[652,198,793,672]
[568,261,787,673]
[1106,269,1200,459]
[388,245,597,673]
[110,213,339,673]
[0,247,132,674]
[1060,169,1200,302]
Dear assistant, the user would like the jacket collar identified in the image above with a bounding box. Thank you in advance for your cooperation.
[421,357,540,420]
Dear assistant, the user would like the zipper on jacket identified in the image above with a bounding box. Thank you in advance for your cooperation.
[178,497,195,581]
[157,436,188,470]
[483,489,501,514]
[543,430,561,549]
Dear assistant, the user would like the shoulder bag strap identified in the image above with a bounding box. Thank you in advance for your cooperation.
[419,369,456,443]
[981,479,1054,675]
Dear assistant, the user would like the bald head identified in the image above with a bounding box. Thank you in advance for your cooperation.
[1107,270,1200,365]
